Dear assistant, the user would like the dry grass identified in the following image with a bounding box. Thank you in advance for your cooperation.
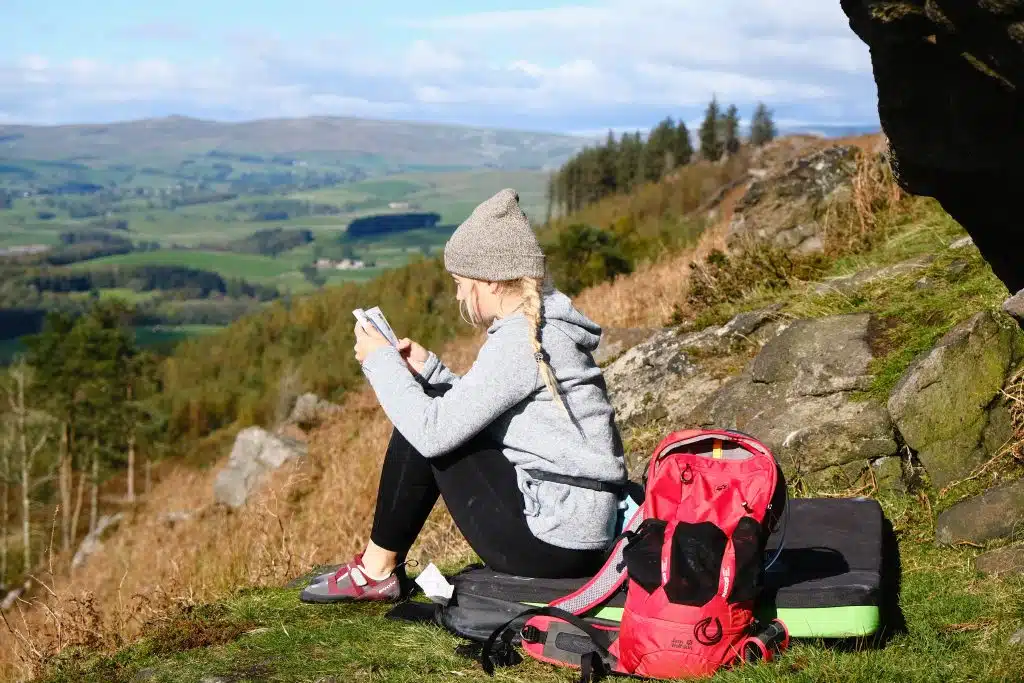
[573,182,744,328]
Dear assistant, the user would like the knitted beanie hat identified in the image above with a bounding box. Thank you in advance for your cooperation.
[444,188,545,281]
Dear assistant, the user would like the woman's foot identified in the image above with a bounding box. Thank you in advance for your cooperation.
[300,553,411,603]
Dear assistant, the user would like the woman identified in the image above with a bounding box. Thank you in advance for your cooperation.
[301,188,626,603]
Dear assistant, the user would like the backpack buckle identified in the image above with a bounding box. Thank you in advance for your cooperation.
[521,624,544,643]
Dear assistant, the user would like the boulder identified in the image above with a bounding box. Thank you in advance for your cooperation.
[802,460,870,492]
[713,304,786,343]
[839,0,1024,294]
[935,478,1024,545]
[871,455,907,492]
[727,146,862,255]
[888,311,1024,489]
[593,327,660,367]
[71,513,125,571]
[687,314,899,480]
[603,328,720,427]
[213,427,307,509]
[286,393,341,430]
[974,544,1024,577]
[1004,289,1024,326]
[1011,628,1024,647]
[1,579,31,612]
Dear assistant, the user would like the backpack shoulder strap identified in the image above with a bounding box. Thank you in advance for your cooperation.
[549,505,645,615]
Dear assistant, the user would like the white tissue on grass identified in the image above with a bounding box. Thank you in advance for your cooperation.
[415,562,454,605]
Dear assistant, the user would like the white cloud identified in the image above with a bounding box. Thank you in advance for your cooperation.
[0,1,878,129]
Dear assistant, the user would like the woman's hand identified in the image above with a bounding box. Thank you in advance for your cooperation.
[397,338,429,374]
[353,322,391,363]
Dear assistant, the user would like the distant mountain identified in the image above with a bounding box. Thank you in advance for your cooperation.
[778,123,881,138]
[0,115,590,171]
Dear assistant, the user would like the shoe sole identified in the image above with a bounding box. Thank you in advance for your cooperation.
[299,591,399,604]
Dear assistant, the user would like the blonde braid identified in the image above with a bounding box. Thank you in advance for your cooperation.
[521,276,570,417]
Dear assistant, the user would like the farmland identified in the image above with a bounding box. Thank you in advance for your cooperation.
[0,115,573,359]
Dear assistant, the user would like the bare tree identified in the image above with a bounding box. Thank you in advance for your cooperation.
[6,361,48,575]
[89,444,99,534]
[126,385,135,503]
[1,421,11,584]
[59,422,71,552]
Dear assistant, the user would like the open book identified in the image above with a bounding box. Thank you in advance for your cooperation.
[353,306,400,346]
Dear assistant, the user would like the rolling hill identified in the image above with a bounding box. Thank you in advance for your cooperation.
[0,115,590,170]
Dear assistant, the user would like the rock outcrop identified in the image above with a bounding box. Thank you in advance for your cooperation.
[974,544,1024,577]
[839,0,1024,294]
[727,145,862,255]
[285,393,341,431]
[935,478,1024,545]
[213,427,307,509]
[593,327,659,367]
[603,328,723,429]
[888,311,1024,489]
[603,308,787,428]
[1004,289,1024,325]
[71,513,125,571]
[687,314,899,482]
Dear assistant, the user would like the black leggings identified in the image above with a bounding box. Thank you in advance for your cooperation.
[370,388,605,579]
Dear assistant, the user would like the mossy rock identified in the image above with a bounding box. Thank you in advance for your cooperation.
[888,310,1024,490]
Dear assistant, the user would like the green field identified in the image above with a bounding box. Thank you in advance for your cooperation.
[2,150,555,354]
[292,169,551,225]
[133,324,224,350]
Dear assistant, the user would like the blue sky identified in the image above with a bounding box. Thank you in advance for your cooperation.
[0,0,881,134]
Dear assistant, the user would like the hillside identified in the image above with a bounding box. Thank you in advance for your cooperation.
[0,115,588,170]
[4,134,1024,683]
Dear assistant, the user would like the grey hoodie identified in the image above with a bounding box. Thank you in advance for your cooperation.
[360,288,627,550]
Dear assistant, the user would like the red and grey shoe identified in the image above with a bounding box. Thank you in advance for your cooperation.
[300,554,412,603]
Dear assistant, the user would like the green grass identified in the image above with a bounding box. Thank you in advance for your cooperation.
[34,492,1024,683]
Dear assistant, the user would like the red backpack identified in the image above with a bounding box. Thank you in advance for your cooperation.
[481,428,789,681]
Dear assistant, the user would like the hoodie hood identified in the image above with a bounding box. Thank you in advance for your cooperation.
[489,288,603,351]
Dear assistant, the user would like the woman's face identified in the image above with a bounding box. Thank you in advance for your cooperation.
[453,274,502,324]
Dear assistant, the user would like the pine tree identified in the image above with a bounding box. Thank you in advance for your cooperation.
[699,96,724,162]
[750,102,777,147]
[615,132,643,192]
[545,172,556,224]
[643,117,677,181]
[596,131,619,199]
[674,120,694,167]
[723,104,741,156]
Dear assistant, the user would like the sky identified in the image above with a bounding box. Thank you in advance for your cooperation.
[0,0,881,134]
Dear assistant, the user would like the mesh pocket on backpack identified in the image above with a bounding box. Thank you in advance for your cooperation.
[665,522,727,606]
[729,516,763,603]
[622,519,667,593]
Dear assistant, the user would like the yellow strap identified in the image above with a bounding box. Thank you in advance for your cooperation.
[713,439,723,459]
